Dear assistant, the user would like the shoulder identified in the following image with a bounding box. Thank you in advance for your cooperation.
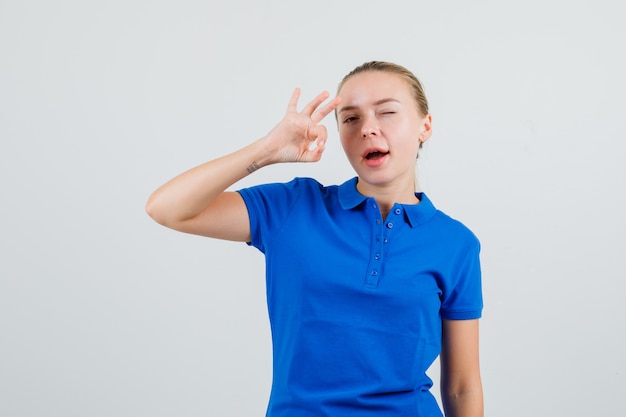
[419,194,480,249]
[241,176,329,191]
[238,177,333,198]
[237,177,340,212]
[435,210,479,244]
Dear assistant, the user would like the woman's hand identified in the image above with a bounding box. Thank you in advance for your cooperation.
[262,88,341,164]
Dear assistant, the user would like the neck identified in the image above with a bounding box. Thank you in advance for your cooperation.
[356,177,420,218]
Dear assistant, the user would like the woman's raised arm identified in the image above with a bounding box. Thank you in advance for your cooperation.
[145,89,340,241]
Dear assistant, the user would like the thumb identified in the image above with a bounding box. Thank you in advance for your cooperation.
[307,125,328,154]
[314,125,328,149]
[315,124,328,142]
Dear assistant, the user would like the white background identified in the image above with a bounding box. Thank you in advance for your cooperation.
[1,0,624,415]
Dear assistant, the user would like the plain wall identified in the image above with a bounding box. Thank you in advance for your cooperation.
[1,0,624,415]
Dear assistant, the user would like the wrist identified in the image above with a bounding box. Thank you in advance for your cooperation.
[242,137,276,173]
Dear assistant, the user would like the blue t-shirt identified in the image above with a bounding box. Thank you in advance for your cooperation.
[238,177,482,417]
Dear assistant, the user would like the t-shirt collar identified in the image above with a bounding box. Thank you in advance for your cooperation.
[338,177,437,228]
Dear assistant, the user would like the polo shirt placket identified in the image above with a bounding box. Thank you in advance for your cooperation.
[365,202,405,289]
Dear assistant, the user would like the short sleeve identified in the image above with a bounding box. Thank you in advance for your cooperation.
[237,178,303,253]
[440,232,483,320]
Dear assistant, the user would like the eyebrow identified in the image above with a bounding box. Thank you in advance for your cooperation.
[337,98,401,114]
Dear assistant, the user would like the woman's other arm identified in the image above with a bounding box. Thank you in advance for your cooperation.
[440,318,484,417]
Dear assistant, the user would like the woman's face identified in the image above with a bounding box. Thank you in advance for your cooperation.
[337,71,432,193]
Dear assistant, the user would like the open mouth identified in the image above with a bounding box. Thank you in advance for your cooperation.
[365,151,389,160]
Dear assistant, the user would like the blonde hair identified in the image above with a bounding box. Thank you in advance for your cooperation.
[337,61,429,116]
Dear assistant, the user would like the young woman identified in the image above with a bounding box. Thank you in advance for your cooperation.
[146,61,484,417]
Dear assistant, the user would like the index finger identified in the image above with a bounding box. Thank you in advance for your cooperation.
[300,90,331,117]
[311,96,342,124]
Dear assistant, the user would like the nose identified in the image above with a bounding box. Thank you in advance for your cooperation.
[361,115,379,138]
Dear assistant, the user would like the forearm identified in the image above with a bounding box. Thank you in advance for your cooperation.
[440,319,483,417]
[145,137,272,226]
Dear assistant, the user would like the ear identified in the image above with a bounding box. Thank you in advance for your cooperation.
[418,114,433,144]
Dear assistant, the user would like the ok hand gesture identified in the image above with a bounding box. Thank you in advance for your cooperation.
[263,88,341,164]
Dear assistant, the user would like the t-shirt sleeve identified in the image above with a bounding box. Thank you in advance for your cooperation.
[236,178,303,253]
[440,230,483,320]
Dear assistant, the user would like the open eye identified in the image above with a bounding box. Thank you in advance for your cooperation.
[343,116,359,124]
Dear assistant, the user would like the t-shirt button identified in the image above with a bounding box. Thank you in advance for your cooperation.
[386,222,394,229]
[394,208,401,215]
[370,270,378,276]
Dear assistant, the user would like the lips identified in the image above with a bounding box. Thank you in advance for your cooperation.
[363,147,389,160]
[362,147,390,167]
